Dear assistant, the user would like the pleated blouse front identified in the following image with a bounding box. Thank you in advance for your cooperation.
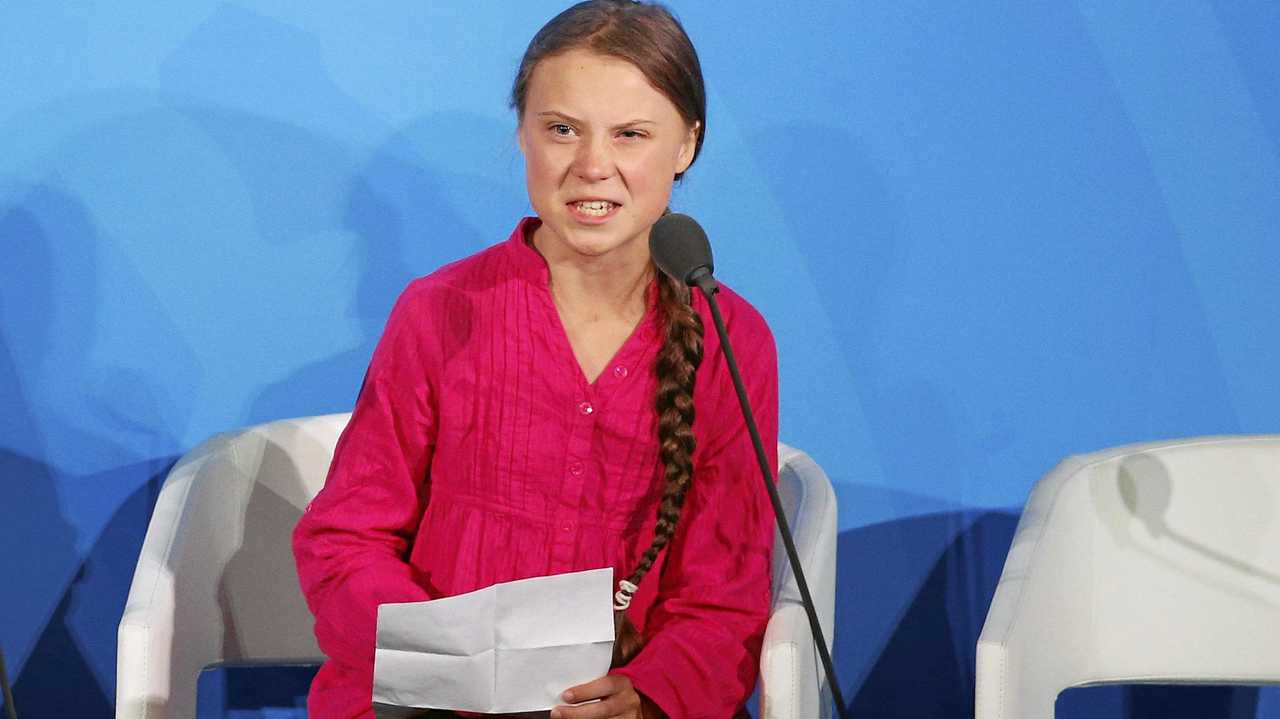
[293,217,779,719]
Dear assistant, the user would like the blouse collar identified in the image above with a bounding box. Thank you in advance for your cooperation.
[507,216,552,286]
[504,216,662,334]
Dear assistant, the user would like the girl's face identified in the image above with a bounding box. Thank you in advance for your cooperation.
[518,48,699,263]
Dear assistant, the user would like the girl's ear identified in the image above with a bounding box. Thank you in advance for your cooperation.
[675,121,700,174]
[517,122,528,155]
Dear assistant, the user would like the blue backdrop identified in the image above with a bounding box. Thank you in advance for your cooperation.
[3,2,1279,717]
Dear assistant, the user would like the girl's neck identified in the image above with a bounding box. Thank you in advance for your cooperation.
[530,223,654,322]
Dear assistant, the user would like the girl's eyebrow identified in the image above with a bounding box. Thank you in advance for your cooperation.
[536,110,657,130]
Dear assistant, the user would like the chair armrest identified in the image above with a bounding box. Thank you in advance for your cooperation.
[117,415,343,718]
[975,455,1097,719]
[761,445,838,719]
[117,434,230,719]
[760,602,826,719]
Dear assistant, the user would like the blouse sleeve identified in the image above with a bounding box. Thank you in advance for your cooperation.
[292,283,437,671]
[613,307,780,718]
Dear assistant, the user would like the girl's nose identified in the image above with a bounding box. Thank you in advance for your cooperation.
[572,134,613,181]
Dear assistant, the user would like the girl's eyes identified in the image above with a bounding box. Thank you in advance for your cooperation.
[546,124,647,140]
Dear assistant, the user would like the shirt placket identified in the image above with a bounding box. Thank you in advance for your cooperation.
[552,390,598,566]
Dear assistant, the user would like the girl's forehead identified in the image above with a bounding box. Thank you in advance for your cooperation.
[525,49,678,121]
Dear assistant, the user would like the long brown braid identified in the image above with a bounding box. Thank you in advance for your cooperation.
[612,265,704,666]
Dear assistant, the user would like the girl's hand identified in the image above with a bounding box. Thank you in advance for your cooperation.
[550,675,661,719]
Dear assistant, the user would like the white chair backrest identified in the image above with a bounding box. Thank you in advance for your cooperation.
[772,444,838,644]
[206,414,350,660]
[1079,437,1280,678]
[1002,436,1280,686]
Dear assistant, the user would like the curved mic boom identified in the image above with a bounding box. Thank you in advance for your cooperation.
[649,213,849,719]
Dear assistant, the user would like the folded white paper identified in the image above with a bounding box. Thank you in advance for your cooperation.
[373,567,616,713]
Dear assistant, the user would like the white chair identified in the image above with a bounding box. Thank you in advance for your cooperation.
[976,436,1280,718]
[117,414,839,718]
[761,446,839,719]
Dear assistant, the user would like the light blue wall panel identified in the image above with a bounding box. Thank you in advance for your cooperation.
[2,2,1277,716]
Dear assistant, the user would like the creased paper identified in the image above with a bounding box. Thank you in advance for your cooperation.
[373,567,615,713]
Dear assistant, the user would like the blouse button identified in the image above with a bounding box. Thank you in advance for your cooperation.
[578,401,594,415]
[613,365,628,379]
[569,461,584,476]
[561,521,574,533]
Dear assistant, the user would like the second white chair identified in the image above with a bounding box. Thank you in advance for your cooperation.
[977,435,1280,718]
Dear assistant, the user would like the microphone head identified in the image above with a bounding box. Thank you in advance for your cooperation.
[649,213,714,287]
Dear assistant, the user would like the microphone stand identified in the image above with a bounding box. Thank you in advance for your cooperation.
[0,644,17,719]
[690,274,849,719]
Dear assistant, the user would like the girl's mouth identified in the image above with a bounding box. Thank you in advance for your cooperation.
[567,200,620,222]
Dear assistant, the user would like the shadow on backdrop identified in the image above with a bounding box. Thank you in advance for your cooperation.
[833,510,1017,717]
[0,183,182,716]
[154,1,525,424]
[245,111,521,425]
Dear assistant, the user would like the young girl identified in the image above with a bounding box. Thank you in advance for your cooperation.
[292,2,779,717]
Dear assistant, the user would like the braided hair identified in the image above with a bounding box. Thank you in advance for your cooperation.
[611,265,704,666]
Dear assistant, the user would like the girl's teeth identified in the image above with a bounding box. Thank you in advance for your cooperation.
[574,201,614,216]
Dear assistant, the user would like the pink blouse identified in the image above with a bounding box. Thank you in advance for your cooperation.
[292,218,779,719]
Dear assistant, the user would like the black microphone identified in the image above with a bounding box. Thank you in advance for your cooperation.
[649,213,718,296]
[649,213,849,719]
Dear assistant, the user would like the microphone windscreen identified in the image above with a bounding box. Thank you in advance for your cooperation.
[649,213,714,286]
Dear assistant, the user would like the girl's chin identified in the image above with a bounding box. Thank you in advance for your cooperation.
[550,225,645,258]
